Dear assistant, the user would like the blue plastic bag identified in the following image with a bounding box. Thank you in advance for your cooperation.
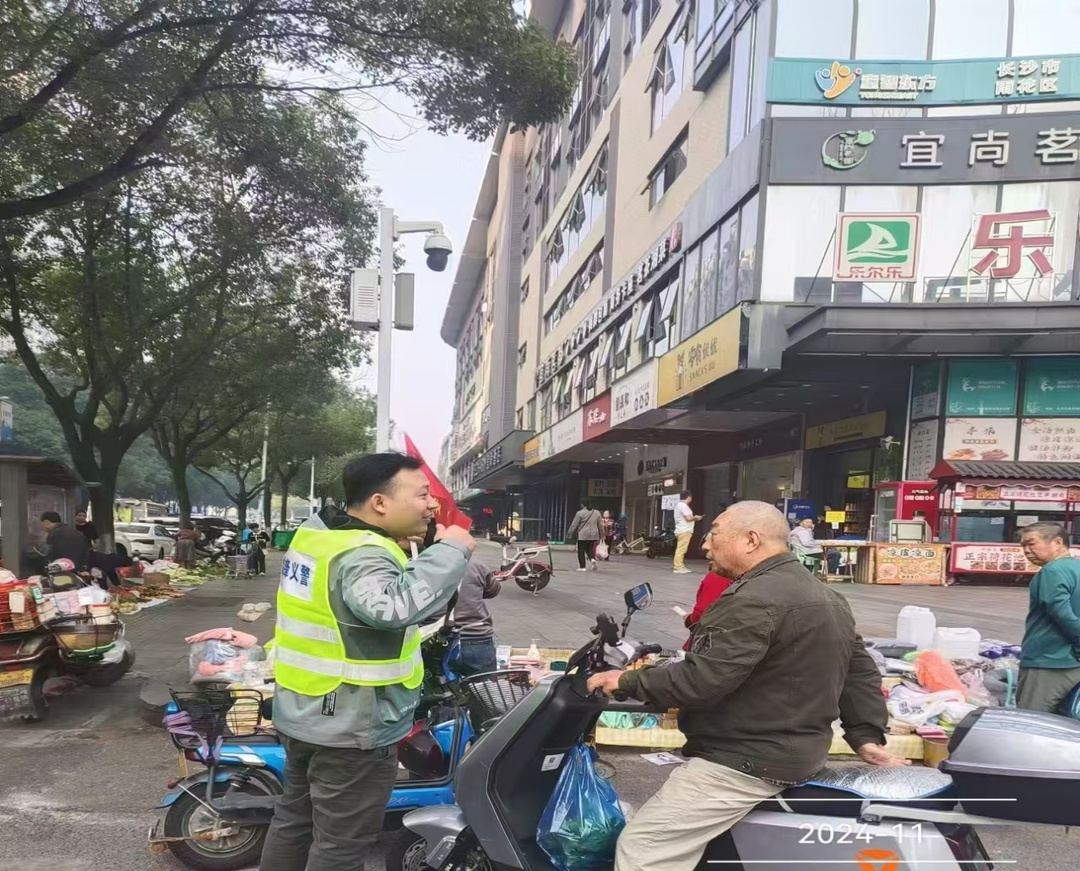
[1060,681,1080,719]
[537,743,626,871]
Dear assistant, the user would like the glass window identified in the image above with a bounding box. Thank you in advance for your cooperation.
[697,228,720,326]
[855,0,929,60]
[527,398,536,430]
[1012,0,1080,56]
[774,0,852,59]
[623,0,639,59]
[649,19,686,134]
[717,213,739,316]
[759,186,842,302]
[681,242,702,340]
[727,15,754,153]
[932,0,1007,59]
[737,192,759,302]
[748,0,772,131]
[518,344,528,367]
[997,182,1080,302]
[696,0,717,45]
[917,185,999,303]
[648,132,688,207]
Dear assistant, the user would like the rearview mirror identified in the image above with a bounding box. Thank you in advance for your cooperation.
[624,583,653,612]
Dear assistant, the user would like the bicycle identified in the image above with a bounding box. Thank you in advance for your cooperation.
[492,538,554,595]
[612,531,648,555]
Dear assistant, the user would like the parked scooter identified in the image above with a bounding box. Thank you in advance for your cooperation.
[399,582,1064,871]
[0,563,134,721]
[149,600,484,871]
[644,527,676,559]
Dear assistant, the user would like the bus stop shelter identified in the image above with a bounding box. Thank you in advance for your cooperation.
[0,443,82,578]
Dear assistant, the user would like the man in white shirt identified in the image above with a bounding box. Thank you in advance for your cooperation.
[673,491,702,574]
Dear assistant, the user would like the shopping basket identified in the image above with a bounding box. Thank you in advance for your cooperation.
[224,554,251,578]
[164,688,270,756]
[459,669,533,734]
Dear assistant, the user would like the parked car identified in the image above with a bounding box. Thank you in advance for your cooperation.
[114,522,176,560]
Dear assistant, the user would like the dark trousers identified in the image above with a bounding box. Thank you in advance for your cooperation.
[259,734,398,871]
[455,635,498,676]
[252,547,266,574]
[577,540,595,568]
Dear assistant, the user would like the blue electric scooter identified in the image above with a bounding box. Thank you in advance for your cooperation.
[149,609,476,871]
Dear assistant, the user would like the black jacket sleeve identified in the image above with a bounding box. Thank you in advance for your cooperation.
[619,593,774,709]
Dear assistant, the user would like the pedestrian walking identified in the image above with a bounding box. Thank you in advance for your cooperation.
[249,523,267,575]
[1017,522,1080,713]
[601,510,615,560]
[673,491,702,574]
[259,453,474,871]
[566,500,604,572]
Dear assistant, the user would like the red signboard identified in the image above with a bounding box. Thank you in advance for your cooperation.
[583,393,612,440]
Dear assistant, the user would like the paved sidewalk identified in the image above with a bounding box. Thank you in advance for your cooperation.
[132,552,281,719]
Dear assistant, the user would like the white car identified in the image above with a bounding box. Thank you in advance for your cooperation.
[114,522,176,560]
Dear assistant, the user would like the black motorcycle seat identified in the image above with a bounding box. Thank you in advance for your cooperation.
[757,764,957,817]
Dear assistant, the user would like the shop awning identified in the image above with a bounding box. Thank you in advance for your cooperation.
[930,459,1080,485]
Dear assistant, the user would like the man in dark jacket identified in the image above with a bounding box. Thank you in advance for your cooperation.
[40,511,89,569]
[588,501,905,871]
[452,558,501,675]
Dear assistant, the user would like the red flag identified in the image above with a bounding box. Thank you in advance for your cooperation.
[403,433,472,530]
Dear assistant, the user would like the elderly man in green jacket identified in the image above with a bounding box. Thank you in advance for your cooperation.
[1018,521,1080,713]
[588,501,906,871]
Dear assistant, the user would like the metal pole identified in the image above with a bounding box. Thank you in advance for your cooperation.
[260,406,270,527]
[376,206,395,452]
[309,455,316,514]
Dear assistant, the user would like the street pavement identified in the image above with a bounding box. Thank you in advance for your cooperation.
[0,545,1076,870]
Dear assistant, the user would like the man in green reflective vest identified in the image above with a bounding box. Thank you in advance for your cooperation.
[260,452,474,871]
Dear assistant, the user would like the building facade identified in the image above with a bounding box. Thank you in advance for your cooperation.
[442,0,1080,547]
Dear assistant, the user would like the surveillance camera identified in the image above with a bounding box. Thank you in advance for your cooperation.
[424,233,453,272]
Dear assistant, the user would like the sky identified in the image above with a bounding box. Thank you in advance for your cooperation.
[347,92,490,464]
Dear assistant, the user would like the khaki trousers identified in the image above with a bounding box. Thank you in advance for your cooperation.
[1017,664,1080,713]
[673,532,693,569]
[615,757,782,871]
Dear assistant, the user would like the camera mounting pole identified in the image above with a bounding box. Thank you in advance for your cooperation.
[375,208,452,453]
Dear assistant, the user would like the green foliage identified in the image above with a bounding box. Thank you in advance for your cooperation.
[0,0,576,221]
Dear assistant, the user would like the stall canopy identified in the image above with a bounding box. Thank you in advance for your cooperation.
[930,459,1080,502]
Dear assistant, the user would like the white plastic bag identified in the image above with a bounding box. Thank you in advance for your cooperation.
[594,541,609,560]
[887,686,966,727]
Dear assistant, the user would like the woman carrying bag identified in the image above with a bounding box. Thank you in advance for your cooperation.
[566,500,605,572]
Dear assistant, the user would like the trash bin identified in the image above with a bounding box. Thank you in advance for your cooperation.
[272,529,296,550]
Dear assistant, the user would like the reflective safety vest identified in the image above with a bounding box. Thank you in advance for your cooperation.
[273,526,423,696]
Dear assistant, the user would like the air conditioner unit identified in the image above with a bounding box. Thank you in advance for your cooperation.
[350,268,380,329]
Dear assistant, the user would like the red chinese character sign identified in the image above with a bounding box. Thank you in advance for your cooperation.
[970,209,1056,279]
[582,392,612,441]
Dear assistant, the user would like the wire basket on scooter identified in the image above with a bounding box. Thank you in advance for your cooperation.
[165,688,269,752]
[459,669,532,734]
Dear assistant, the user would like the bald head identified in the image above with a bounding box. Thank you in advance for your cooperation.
[703,501,792,577]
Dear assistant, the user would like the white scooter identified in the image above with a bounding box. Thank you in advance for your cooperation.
[401,583,1080,871]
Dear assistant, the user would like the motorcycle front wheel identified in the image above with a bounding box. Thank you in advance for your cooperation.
[163,781,273,871]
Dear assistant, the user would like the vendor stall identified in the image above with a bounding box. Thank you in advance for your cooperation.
[930,459,1080,584]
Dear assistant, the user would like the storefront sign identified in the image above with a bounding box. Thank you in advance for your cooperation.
[469,445,503,482]
[947,360,1018,416]
[660,493,681,511]
[523,435,541,468]
[550,408,584,457]
[535,224,682,389]
[943,417,1018,462]
[834,214,920,281]
[951,544,1043,575]
[825,510,847,525]
[625,444,687,483]
[1019,418,1080,462]
[1024,358,1080,416]
[735,419,802,461]
[0,399,11,442]
[768,55,1080,107]
[958,482,1080,503]
[587,478,621,498]
[656,307,742,407]
[910,362,942,421]
[906,419,940,481]
[969,209,1057,280]
[583,393,612,440]
[646,482,665,497]
[769,113,1080,185]
[805,411,887,450]
[610,361,658,427]
[874,544,946,585]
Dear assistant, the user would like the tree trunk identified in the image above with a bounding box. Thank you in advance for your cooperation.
[262,479,272,529]
[278,468,298,528]
[234,483,249,530]
[88,476,117,554]
[171,458,194,524]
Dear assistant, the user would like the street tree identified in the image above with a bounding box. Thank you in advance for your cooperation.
[0,0,576,222]
[0,89,371,547]
[195,414,272,528]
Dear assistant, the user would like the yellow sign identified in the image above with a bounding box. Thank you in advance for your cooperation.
[825,510,847,525]
[847,474,871,489]
[656,308,742,407]
[805,410,887,449]
[523,436,541,468]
